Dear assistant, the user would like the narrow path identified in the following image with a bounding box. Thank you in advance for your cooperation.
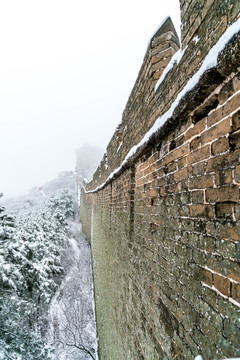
[47,220,98,360]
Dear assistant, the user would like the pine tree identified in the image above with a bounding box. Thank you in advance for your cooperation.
[0,189,75,359]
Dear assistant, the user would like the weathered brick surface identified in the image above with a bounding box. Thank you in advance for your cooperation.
[211,136,229,155]
[79,4,240,360]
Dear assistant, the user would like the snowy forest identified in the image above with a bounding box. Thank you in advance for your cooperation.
[0,171,97,360]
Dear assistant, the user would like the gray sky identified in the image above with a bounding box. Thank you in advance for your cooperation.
[0,0,181,198]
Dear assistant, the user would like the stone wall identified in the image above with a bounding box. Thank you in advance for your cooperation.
[80,2,240,359]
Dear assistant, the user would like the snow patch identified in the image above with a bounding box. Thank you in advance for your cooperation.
[83,17,240,195]
[149,16,170,44]
[117,142,123,152]
[47,221,98,359]
[193,35,200,44]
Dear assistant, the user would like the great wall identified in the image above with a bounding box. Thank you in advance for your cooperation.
[78,1,240,358]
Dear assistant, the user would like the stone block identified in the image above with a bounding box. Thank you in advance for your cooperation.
[205,185,239,203]
[189,174,213,189]
[189,145,210,164]
[215,202,235,219]
[214,274,231,296]
[201,117,232,145]
[222,92,240,119]
[190,204,214,218]
[190,136,201,151]
[207,107,223,127]
[185,118,206,141]
[211,136,229,155]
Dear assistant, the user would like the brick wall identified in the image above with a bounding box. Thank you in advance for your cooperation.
[80,2,240,359]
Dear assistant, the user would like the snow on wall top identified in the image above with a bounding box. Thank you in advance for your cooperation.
[82,15,240,194]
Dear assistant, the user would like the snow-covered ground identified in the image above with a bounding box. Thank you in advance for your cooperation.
[47,220,98,360]
[1,170,98,359]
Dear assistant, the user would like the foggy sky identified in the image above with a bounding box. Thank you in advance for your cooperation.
[0,0,181,198]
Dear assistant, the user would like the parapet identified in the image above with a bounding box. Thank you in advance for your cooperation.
[89,16,180,189]
[85,1,240,192]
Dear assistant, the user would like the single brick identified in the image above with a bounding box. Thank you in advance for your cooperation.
[149,189,158,198]
[202,268,213,286]
[215,202,234,219]
[207,107,223,127]
[167,143,189,163]
[149,152,159,165]
[222,92,240,119]
[144,167,151,176]
[211,137,229,155]
[174,167,188,182]
[192,190,204,204]
[215,168,232,186]
[177,156,187,169]
[150,163,156,173]
[190,136,201,151]
[175,135,185,148]
[185,118,206,140]
[151,47,175,65]
[232,283,240,303]
[202,117,232,145]
[190,161,205,176]
[205,186,239,203]
[189,175,213,189]
[190,204,214,218]
[214,274,231,297]
[189,145,210,164]
[136,178,144,187]
[152,57,171,72]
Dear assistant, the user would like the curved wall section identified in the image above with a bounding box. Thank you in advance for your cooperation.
[80,4,240,359]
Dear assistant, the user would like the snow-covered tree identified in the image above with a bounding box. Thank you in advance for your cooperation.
[0,190,76,359]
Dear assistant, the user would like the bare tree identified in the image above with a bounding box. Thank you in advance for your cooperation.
[50,299,96,359]
[47,234,97,360]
